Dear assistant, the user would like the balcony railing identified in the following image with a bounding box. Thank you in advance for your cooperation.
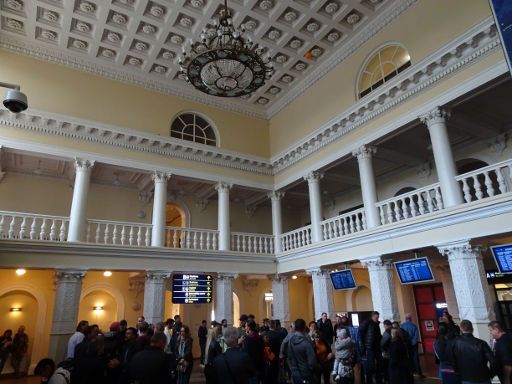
[321,208,366,241]
[86,220,152,246]
[164,226,218,251]
[0,211,68,241]
[231,232,274,254]
[280,225,312,252]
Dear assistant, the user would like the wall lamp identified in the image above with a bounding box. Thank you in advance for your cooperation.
[0,81,28,113]
[10,307,22,312]
[93,305,104,311]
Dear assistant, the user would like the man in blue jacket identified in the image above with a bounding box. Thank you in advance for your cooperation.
[400,313,426,379]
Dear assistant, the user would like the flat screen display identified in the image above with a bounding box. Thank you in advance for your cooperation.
[330,269,356,290]
[394,257,434,285]
[172,274,213,304]
[491,244,512,273]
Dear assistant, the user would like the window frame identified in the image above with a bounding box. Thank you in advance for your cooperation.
[169,111,220,147]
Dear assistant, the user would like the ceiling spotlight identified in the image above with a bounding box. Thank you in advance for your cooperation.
[15,269,26,276]
[1,81,28,113]
[292,275,298,280]
[103,271,112,277]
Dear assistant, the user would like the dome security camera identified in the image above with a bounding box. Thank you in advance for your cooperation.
[3,89,28,113]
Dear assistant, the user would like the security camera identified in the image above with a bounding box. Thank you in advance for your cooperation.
[3,89,28,113]
[1,82,28,113]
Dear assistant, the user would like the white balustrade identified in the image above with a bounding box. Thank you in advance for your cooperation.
[164,226,219,251]
[457,159,512,203]
[0,211,69,241]
[280,225,312,252]
[377,184,444,225]
[86,220,152,246]
[231,232,274,254]
[321,208,366,241]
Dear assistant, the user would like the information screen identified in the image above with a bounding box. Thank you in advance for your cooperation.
[491,244,512,273]
[172,274,213,304]
[330,269,357,290]
[394,257,434,285]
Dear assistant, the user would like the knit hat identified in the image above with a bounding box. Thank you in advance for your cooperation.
[337,329,347,338]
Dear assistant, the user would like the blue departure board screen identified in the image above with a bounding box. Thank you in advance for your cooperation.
[394,257,434,285]
[491,244,512,273]
[172,274,213,304]
[330,269,357,290]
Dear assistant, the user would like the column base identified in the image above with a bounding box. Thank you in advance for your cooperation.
[48,333,72,362]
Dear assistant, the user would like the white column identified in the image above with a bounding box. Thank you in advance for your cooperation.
[143,271,171,325]
[216,182,232,251]
[304,172,324,243]
[361,256,400,322]
[307,268,335,320]
[438,240,494,339]
[438,265,460,323]
[420,108,463,207]
[353,145,380,228]
[151,171,171,247]
[48,270,86,360]
[215,273,237,325]
[271,275,290,325]
[268,191,285,253]
[67,158,94,242]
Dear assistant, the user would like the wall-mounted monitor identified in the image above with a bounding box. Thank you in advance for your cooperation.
[172,273,213,304]
[394,257,434,285]
[330,269,357,290]
[490,244,512,274]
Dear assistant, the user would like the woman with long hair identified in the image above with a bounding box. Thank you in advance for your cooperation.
[309,321,333,384]
[434,323,461,384]
[203,325,222,384]
[175,325,193,384]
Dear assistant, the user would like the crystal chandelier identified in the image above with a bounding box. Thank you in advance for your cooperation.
[178,0,274,98]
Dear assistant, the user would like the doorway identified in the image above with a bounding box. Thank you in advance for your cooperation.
[413,284,446,354]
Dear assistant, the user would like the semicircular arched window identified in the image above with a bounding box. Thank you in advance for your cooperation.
[170,112,218,146]
[358,44,411,99]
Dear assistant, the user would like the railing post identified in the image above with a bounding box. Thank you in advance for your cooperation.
[304,172,324,243]
[151,171,171,247]
[353,145,380,229]
[68,158,94,242]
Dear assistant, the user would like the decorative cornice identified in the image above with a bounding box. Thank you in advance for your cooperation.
[0,109,273,175]
[0,36,267,119]
[266,0,418,118]
[270,19,500,175]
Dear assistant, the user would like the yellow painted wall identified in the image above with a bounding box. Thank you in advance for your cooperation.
[232,276,272,322]
[269,0,494,156]
[78,291,117,332]
[288,277,314,322]
[0,51,270,158]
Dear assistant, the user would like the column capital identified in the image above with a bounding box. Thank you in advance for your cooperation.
[420,107,451,127]
[305,267,328,277]
[269,274,289,283]
[146,271,171,281]
[151,171,171,183]
[268,190,285,201]
[352,144,377,160]
[303,171,324,183]
[437,240,484,261]
[55,269,87,282]
[216,272,238,281]
[74,158,95,171]
[360,256,390,270]
[215,182,233,192]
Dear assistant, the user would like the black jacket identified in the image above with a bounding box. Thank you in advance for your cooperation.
[358,319,382,354]
[128,346,176,384]
[453,333,495,382]
[317,319,334,345]
[211,347,255,384]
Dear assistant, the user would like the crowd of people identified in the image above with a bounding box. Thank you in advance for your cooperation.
[28,310,512,384]
[0,325,29,376]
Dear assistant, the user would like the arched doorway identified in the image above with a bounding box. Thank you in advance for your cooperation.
[165,202,188,248]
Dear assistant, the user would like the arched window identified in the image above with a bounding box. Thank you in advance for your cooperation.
[170,112,218,146]
[357,43,411,99]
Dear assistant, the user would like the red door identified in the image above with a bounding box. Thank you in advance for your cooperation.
[413,284,446,354]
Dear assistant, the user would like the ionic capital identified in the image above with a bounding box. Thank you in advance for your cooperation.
[304,171,324,183]
[74,158,95,171]
[269,274,289,283]
[437,240,484,261]
[360,256,390,270]
[352,144,377,161]
[305,267,327,278]
[55,269,87,282]
[151,171,171,183]
[216,272,238,281]
[145,271,171,281]
[215,182,233,192]
[420,107,450,127]
[268,190,285,201]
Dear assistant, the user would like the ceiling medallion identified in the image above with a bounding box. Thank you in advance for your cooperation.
[6,0,23,11]
[179,0,274,98]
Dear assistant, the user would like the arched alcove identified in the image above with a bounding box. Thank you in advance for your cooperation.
[80,284,125,321]
[351,286,373,311]
[78,290,117,332]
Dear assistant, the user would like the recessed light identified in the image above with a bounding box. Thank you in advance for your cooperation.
[15,269,26,276]
[103,271,112,277]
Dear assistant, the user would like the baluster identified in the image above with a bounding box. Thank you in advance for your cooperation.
[30,218,37,240]
[257,237,262,253]
[285,234,290,251]
[266,237,270,253]
[119,226,125,245]
[181,230,186,249]
[59,221,66,241]
[484,171,495,197]
[206,232,212,250]
[199,232,204,250]
[185,230,191,248]
[145,227,151,246]
[0,215,4,238]
[379,206,386,225]
[355,214,362,231]
[19,216,27,239]
[347,216,354,233]
[497,168,506,194]
[8,216,16,239]
[173,230,178,248]
[95,224,101,243]
[435,187,444,210]
[50,220,57,240]
[461,179,471,203]
[112,225,119,244]
[194,232,199,249]
[409,195,417,217]
[342,217,349,235]
[164,229,169,247]
[401,198,409,219]
[244,236,249,252]
[39,218,47,240]
[322,224,328,241]
[231,235,235,251]
[385,202,392,224]
[137,226,142,246]
[129,226,135,246]
[104,224,110,244]
[212,233,217,250]
[85,223,91,242]
[473,175,483,200]
[418,192,426,215]
[425,190,434,212]
[329,221,335,239]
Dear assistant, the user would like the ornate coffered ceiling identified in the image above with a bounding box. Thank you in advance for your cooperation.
[0,0,414,118]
